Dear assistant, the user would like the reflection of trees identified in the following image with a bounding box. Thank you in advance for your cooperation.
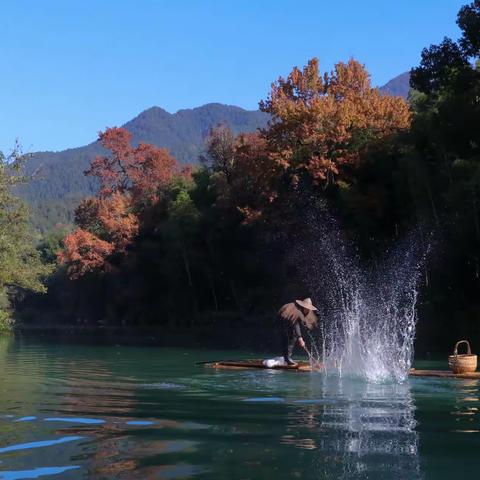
[1,344,207,479]
[58,360,138,477]
[0,336,47,415]
[59,365,204,478]
[282,377,422,479]
[450,379,480,434]
[62,360,136,415]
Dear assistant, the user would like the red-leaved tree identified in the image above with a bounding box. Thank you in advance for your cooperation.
[86,127,178,202]
[59,128,179,279]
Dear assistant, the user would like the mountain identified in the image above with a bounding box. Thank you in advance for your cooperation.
[379,72,411,99]
[21,74,411,232]
[20,103,270,231]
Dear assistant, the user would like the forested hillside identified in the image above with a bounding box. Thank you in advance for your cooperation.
[19,76,409,233]
[16,0,480,352]
[20,104,269,231]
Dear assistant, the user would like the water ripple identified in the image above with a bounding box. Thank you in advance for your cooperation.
[0,436,84,454]
[44,417,105,425]
[0,465,80,479]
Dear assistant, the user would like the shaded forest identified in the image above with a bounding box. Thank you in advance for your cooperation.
[6,1,480,352]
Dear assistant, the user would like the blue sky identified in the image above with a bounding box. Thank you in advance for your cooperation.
[1,0,466,153]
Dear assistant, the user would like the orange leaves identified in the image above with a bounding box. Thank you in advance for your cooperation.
[327,60,371,98]
[127,143,178,202]
[59,193,139,278]
[57,229,114,279]
[260,58,411,183]
[232,132,279,207]
[97,193,139,251]
[86,127,178,201]
[60,127,179,279]
[86,128,133,197]
[213,58,413,226]
[204,126,279,221]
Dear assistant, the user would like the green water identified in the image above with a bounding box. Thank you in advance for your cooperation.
[0,337,479,479]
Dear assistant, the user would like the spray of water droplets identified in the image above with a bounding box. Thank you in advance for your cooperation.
[293,208,430,383]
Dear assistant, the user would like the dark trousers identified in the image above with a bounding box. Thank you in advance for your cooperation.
[279,325,296,361]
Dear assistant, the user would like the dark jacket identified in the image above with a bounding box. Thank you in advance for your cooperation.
[277,302,318,336]
[277,302,306,339]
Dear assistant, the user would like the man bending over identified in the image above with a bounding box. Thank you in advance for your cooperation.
[277,298,318,366]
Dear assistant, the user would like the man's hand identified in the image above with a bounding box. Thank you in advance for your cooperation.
[298,337,306,349]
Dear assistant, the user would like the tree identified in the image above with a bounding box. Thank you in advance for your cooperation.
[202,126,276,220]
[166,187,201,316]
[59,192,139,279]
[86,127,178,203]
[0,145,52,326]
[410,38,470,95]
[411,1,480,96]
[202,124,236,185]
[402,0,480,347]
[458,0,480,57]
[260,58,411,185]
[59,128,177,279]
[58,228,114,280]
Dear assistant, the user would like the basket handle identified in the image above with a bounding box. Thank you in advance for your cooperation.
[454,340,472,356]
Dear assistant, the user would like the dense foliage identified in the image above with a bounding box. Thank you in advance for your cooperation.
[0,146,51,330]
[17,1,480,352]
[18,104,269,232]
[22,59,411,329]
[407,0,480,347]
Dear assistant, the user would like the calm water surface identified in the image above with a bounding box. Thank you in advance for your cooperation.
[0,337,479,479]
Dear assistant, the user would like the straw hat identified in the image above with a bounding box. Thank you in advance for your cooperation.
[295,298,318,311]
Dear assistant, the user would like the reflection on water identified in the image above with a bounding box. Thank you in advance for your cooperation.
[449,380,480,434]
[1,338,480,479]
[280,377,421,479]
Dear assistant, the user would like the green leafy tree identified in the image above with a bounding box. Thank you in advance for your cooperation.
[0,146,52,329]
[404,0,480,345]
[166,186,201,317]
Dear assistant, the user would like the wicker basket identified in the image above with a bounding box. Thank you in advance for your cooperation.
[448,340,477,374]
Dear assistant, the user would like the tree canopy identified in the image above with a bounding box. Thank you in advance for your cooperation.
[0,146,51,326]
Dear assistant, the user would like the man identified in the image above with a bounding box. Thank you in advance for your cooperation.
[277,298,318,365]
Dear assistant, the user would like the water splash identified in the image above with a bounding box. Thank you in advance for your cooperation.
[295,209,430,382]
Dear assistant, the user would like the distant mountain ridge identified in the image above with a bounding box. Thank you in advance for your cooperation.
[22,103,270,230]
[379,72,410,99]
[21,74,411,231]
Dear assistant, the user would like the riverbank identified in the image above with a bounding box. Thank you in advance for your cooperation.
[15,323,281,352]
[14,321,452,359]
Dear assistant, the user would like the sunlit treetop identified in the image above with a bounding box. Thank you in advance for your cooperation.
[260,58,411,183]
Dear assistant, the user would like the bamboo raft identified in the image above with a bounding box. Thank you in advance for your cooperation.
[203,360,480,379]
[409,369,480,380]
[204,359,321,372]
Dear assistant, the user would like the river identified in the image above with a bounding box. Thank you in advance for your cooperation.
[0,336,479,479]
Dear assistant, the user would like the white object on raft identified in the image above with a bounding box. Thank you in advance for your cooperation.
[262,357,287,368]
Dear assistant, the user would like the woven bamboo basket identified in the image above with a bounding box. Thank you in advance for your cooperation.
[448,340,477,374]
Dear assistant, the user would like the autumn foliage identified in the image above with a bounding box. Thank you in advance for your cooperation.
[259,58,411,183]
[59,58,411,278]
[58,229,114,279]
[26,3,480,347]
[204,58,411,222]
[86,127,178,202]
[59,128,179,279]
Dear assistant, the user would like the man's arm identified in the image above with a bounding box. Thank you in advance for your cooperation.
[294,322,306,348]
